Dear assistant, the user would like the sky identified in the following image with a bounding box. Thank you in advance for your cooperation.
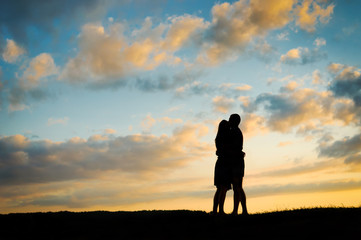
[1,0,361,214]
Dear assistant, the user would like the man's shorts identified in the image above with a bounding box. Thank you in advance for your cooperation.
[232,158,244,178]
[231,158,245,185]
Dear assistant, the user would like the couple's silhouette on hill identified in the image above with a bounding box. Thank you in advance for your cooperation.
[213,113,248,215]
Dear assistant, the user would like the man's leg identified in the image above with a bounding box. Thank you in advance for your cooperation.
[232,181,240,215]
[239,177,248,215]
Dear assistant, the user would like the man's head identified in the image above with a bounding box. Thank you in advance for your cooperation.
[229,113,241,128]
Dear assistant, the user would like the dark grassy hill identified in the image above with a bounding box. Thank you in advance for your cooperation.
[1,207,360,239]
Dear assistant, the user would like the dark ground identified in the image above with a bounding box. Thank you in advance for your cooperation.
[1,207,360,239]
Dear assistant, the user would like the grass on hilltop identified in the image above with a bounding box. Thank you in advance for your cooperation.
[1,207,360,239]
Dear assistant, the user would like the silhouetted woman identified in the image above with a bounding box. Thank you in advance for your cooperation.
[213,120,232,214]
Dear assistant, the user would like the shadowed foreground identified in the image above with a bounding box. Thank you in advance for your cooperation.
[1,208,360,239]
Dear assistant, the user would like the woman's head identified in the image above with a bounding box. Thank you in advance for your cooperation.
[217,120,229,134]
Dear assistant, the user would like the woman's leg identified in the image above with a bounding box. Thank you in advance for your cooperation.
[213,188,220,213]
[218,187,227,214]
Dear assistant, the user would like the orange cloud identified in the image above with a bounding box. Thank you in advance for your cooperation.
[241,113,268,138]
[2,39,25,63]
[104,128,117,134]
[235,84,252,91]
[20,53,58,89]
[60,16,205,86]
[277,141,293,147]
[162,15,208,51]
[294,0,334,32]
[249,0,295,29]
[245,81,360,134]
[0,123,212,186]
[141,114,183,132]
[280,45,326,65]
[197,0,294,65]
[141,114,157,131]
[59,0,335,86]
[281,48,301,61]
[7,52,58,112]
[212,96,235,113]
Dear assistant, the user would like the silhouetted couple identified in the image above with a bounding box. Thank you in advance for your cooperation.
[213,113,248,215]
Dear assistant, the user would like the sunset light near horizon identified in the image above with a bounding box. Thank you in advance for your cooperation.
[1,0,361,214]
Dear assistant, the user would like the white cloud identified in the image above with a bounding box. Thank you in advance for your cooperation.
[8,102,29,112]
[47,117,69,126]
[314,37,326,47]
[276,31,289,41]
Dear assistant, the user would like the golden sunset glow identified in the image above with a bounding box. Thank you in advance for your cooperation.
[1,0,361,214]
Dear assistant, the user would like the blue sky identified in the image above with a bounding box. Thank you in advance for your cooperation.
[1,0,361,213]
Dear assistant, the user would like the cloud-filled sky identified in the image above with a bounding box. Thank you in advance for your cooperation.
[1,0,361,213]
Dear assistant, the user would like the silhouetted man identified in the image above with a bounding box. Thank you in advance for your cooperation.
[228,113,248,215]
